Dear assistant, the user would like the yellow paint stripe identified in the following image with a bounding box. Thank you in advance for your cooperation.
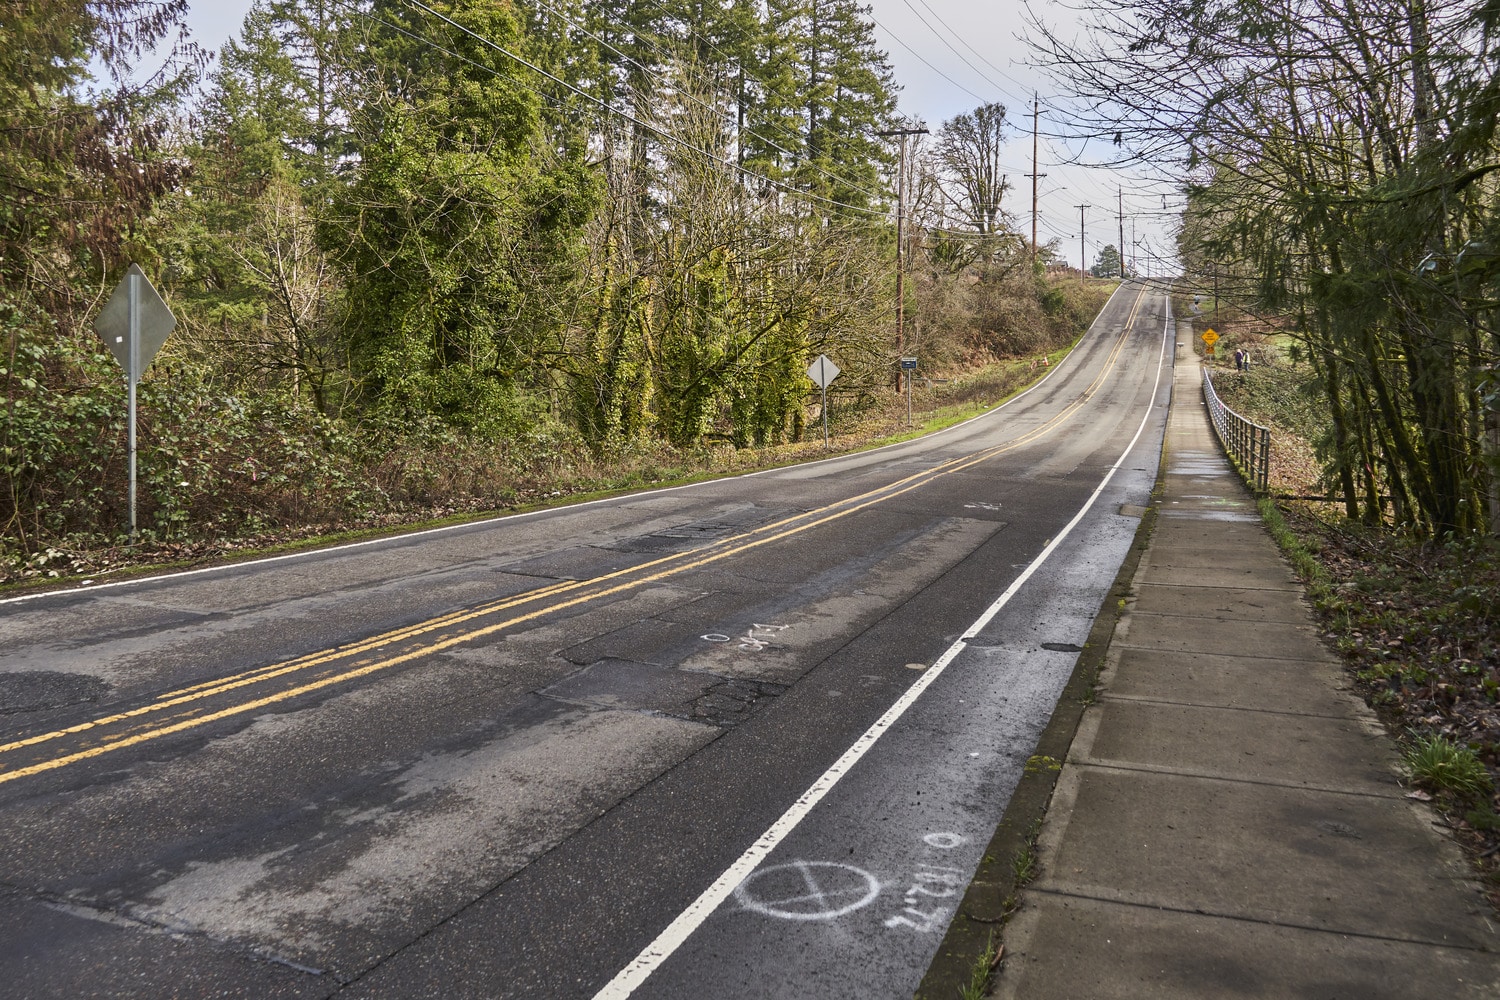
[0,302,1151,784]
[1,432,1010,761]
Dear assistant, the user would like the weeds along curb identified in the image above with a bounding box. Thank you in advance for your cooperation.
[913,491,1162,1000]
[1255,496,1335,607]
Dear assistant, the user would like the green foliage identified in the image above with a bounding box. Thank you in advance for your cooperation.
[1404,732,1495,803]
[958,934,1000,1000]
[1090,244,1123,278]
[1154,0,1500,536]
[326,0,586,423]
[0,297,377,547]
[739,0,899,209]
[0,0,1059,572]
[0,0,203,310]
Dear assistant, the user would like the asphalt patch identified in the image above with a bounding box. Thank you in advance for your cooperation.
[0,670,109,714]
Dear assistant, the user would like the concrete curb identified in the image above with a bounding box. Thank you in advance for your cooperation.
[913,436,1168,999]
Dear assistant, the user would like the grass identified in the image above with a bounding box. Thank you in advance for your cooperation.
[1229,338,1500,911]
[1404,732,1495,803]
[1257,497,1335,605]
[952,818,1042,1000]
[1009,817,1044,889]
[958,933,1002,1000]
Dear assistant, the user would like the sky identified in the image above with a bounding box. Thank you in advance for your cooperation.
[180,0,1178,274]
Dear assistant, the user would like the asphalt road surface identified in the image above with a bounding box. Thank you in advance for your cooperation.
[0,280,1175,999]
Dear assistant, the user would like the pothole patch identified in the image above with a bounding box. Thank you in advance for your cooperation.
[690,678,788,728]
[539,659,786,729]
[0,671,110,714]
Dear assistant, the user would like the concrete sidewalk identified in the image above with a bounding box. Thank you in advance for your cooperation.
[991,343,1500,998]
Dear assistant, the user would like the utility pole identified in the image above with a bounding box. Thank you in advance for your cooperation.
[1118,187,1126,279]
[1024,95,1045,267]
[877,124,929,392]
[1076,203,1090,283]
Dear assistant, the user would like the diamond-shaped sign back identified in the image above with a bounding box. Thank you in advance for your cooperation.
[94,264,176,377]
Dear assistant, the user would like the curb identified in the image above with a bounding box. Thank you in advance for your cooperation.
[914,409,1171,999]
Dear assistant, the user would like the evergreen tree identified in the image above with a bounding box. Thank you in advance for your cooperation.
[799,0,897,211]
[0,0,202,307]
[1091,244,1122,277]
[324,0,597,428]
[145,0,361,411]
[739,0,897,212]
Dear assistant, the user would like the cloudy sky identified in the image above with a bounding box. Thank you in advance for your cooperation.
[180,0,1177,273]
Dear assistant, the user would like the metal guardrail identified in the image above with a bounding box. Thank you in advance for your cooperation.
[1202,369,1271,494]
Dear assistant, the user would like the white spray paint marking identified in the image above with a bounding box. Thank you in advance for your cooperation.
[733,861,881,922]
[922,832,966,850]
[700,623,789,652]
[590,289,1175,999]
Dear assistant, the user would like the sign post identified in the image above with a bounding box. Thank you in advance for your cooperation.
[806,354,841,450]
[900,357,918,426]
[1201,328,1219,362]
[94,264,176,540]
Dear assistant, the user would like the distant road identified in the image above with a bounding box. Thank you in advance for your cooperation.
[0,280,1174,999]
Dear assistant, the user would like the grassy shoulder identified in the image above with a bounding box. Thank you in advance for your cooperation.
[1,343,1078,596]
[1214,346,1500,908]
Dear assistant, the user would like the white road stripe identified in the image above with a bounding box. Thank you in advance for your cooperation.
[1,286,1138,608]
[591,284,1174,998]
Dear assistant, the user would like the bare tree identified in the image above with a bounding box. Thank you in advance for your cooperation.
[935,103,1012,239]
[1027,0,1500,535]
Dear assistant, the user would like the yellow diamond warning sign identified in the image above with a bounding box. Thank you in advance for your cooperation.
[1201,328,1219,346]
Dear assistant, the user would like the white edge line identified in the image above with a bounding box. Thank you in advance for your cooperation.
[590,282,1173,1000]
[3,284,1140,607]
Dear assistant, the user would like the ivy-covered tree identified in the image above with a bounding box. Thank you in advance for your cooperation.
[324,0,597,430]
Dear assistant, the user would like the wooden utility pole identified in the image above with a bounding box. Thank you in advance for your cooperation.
[1076,203,1090,283]
[877,125,929,391]
[1025,95,1045,267]
[1118,187,1126,279]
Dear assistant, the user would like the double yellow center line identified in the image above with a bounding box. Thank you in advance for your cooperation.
[0,286,1149,787]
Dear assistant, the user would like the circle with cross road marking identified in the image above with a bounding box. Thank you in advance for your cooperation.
[734,861,882,921]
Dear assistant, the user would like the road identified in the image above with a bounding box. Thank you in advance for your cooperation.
[0,280,1174,999]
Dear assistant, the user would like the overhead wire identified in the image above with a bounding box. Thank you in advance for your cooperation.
[359,0,896,221]
[604,0,1072,241]
[894,0,1025,111]
[524,0,892,207]
[338,0,1174,266]
[864,10,991,107]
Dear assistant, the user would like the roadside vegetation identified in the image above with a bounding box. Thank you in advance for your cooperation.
[3,275,1108,587]
[1197,325,1500,906]
[3,1,1110,586]
[1033,0,1500,909]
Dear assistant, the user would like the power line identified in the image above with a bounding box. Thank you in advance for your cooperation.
[908,0,1014,88]
[894,0,1020,109]
[865,11,989,106]
[375,0,894,221]
[524,0,891,206]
